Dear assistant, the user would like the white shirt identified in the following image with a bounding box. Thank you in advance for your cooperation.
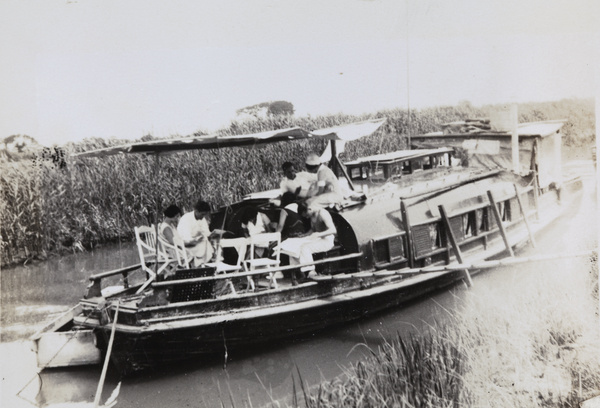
[177,211,211,244]
[280,171,317,198]
[177,211,213,263]
[316,165,342,197]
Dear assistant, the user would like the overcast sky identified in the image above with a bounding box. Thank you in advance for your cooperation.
[1,0,598,146]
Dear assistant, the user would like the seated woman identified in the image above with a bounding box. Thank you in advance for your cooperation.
[158,204,188,276]
[278,204,337,277]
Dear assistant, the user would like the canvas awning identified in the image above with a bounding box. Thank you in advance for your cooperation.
[72,118,388,159]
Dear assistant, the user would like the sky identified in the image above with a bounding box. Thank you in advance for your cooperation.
[0,0,598,146]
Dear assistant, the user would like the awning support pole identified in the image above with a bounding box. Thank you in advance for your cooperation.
[438,205,473,287]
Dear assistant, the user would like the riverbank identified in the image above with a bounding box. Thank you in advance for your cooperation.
[280,257,599,407]
[269,182,599,408]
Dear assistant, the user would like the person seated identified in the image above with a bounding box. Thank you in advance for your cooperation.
[279,161,317,200]
[240,207,274,258]
[304,153,343,208]
[177,199,225,265]
[278,203,337,278]
[158,204,186,277]
[275,192,310,240]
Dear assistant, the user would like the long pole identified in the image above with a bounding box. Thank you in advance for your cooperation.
[154,153,160,275]
[94,302,120,408]
[513,183,536,248]
[405,0,411,150]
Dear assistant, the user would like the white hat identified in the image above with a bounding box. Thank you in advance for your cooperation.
[305,153,321,166]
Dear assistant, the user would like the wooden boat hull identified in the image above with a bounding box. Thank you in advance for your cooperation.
[94,268,468,371]
[82,175,586,372]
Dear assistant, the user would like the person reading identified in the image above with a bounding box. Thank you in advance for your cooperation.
[278,204,337,278]
[177,200,225,265]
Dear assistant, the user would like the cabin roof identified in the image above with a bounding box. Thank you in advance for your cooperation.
[414,120,565,140]
[72,118,387,159]
[344,147,453,166]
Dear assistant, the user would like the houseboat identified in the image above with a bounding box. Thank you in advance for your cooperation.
[31,117,584,372]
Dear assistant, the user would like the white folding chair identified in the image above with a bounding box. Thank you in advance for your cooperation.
[207,237,251,293]
[157,234,190,269]
[134,225,172,293]
[244,232,281,289]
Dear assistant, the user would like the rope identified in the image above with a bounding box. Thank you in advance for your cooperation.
[16,302,106,403]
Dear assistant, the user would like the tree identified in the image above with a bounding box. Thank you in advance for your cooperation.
[236,100,295,119]
[267,100,294,116]
[236,102,271,119]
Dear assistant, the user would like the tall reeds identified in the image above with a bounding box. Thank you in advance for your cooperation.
[0,99,594,266]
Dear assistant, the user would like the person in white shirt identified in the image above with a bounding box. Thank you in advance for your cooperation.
[279,203,337,277]
[304,153,343,207]
[279,161,317,199]
[177,200,224,265]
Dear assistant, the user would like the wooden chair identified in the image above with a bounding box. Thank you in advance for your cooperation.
[244,232,281,289]
[134,225,172,293]
[157,234,190,269]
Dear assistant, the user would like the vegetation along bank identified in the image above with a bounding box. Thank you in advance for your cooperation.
[1,98,594,267]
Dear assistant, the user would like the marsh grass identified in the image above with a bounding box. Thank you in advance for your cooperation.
[254,254,599,408]
[1,99,594,266]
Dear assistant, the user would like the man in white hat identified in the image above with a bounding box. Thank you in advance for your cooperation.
[304,153,343,207]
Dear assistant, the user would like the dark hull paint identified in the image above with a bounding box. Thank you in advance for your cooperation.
[99,269,467,371]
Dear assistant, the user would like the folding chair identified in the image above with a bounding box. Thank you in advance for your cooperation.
[157,234,190,269]
[134,225,173,293]
[207,237,251,294]
[244,232,281,289]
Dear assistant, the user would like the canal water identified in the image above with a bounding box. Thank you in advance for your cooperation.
[1,178,597,408]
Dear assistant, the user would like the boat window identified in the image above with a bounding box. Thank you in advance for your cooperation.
[476,208,487,232]
[383,163,402,179]
[402,161,411,174]
[423,156,432,170]
[463,212,476,238]
[349,166,369,180]
[428,223,442,249]
[372,234,405,265]
[498,200,512,222]
[412,159,423,172]
[370,164,385,180]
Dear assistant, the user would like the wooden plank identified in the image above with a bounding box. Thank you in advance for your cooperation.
[513,183,536,248]
[89,263,142,281]
[400,200,414,268]
[487,190,515,257]
[35,330,101,368]
[439,205,473,287]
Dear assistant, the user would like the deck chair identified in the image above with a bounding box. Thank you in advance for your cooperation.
[207,237,251,293]
[244,232,281,289]
[157,234,190,269]
[134,225,172,293]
